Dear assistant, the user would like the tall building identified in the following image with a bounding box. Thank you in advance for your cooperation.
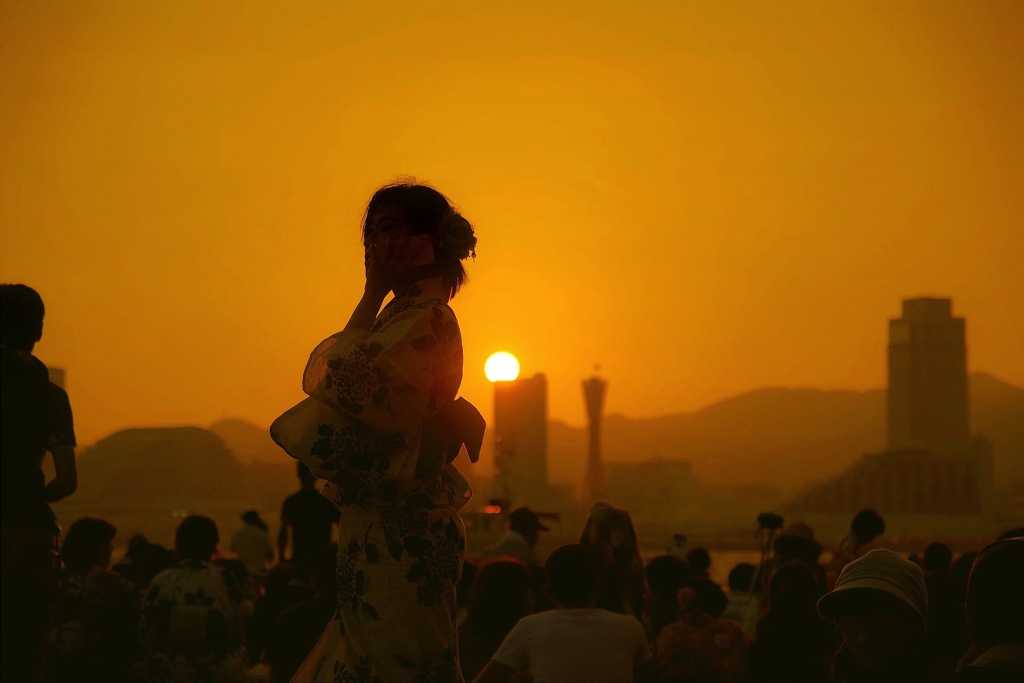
[492,374,549,508]
[888,298,969,449]
[786,297,993,534]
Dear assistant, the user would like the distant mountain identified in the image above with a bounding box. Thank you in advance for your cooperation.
[52,426,262,544]
[548,372,1024,497]
[155,374,1023,501]
[209,418,285,464]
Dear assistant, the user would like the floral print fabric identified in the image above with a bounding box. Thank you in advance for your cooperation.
[271,278,469,683]
[137,560,248,683]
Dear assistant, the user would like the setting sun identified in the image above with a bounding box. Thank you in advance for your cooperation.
[485,352,520,382]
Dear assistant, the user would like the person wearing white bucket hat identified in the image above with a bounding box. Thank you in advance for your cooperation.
[818,549,933,682]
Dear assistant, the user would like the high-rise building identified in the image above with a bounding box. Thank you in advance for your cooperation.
[786,297,994,534]
[492,374,549,508]
[887,298,969,449]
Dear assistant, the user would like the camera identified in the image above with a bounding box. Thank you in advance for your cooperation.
[757,512,784,530]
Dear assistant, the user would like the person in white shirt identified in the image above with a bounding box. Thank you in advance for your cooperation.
[230,510,274,577]
[472,543,652,683]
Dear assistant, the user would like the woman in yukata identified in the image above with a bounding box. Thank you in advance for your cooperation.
[272,182,483,683]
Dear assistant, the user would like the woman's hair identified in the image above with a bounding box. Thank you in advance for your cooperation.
[61,517,117,571]
[175,515,219,562]
[467,559,534,652]
[363,182,477,297]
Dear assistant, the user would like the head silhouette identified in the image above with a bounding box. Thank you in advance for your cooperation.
[175,515,219,562]
[61,517,118,573]
[851,509,885,543]
[363,182,476,298]
[546,543,597,607]
[0,284,45,351]
[297,462,317,489]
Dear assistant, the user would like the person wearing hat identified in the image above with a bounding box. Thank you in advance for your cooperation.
[231,509,274,577]
[483,507,549,568]
[818,548,933,682]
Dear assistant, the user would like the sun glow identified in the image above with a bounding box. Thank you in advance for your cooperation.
[485,352,520,382]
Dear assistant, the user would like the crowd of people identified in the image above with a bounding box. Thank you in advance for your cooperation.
[6,499,1024,683]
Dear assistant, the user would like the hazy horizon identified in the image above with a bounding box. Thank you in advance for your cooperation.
[72,368,1022,450]
[3,2,1022,447]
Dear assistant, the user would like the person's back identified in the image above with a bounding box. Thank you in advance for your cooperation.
[278,463,340,565]
[280,488,339,562]
[1,348,52,526]
[231,511,274,577]
[495,608,648,682]
[474,543,651,683]
[138,516,247,683]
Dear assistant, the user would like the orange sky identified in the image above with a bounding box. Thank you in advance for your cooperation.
[2,1,1022,448]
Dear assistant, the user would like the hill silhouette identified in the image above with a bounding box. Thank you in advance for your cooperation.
[549,372,1023,497]
[140,373,1022,503]
[209,418,284,464]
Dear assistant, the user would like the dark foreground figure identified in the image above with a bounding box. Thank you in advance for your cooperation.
[1,284,78,683]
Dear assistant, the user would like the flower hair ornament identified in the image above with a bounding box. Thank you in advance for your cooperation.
[438,212,477,261]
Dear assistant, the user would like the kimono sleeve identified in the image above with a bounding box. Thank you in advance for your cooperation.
[301,304,463,435]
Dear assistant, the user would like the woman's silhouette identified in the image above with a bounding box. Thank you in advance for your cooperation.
[272,182,481,682]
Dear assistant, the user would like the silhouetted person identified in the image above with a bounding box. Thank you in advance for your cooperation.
[580,501,650,623]
[744,563,837,683]
[231,509,274,577]
[818,549,933,682]
[923,542,953,576]
[645,554,691,639]
[483,506,549,568]
[49,517,138,682]
[687,546,712,580]
[277,463,339,567]
[1,283,78,683]
[828,508,885,588]
[654,578,748,682]
[112,535,175,589]
[458,558,534,681]
[956,536,1024,680]
[921,541,968,678]
[138,515,248,683]
[472,543,651,683]
[267,543,338,683]
[668,533,688,560]
[723,562,758,638]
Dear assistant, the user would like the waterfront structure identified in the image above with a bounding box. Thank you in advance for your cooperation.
[582,375,608,503]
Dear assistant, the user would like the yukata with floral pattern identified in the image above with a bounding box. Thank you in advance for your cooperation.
[272,277,471,683]
[137,559,248,683]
